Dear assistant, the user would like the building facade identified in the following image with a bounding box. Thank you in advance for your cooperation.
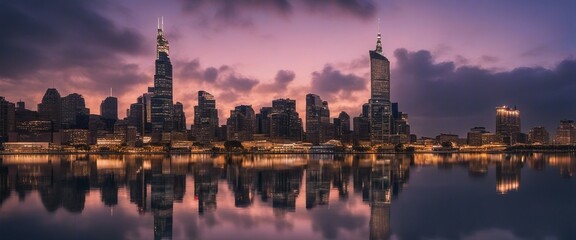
[151,22,174,131]
[193,91,219,143]
[100,96,118,120]
[226,105,256,141]
[495,106,521,145]
[369,33,392,145]
[38,88,62,131]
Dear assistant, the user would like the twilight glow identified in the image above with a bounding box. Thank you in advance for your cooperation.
[1,0,575,136]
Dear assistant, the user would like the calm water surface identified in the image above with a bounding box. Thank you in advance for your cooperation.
[0,153,575,240]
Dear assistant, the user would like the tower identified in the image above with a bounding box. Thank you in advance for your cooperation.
[151,17,174,131]
[495,106,521,145]
[38,88,62,131]
[369,30,392,144]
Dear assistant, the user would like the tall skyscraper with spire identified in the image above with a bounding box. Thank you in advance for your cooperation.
[369,31,392,144]
[151,17,174,131]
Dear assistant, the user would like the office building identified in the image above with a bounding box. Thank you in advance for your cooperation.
[38,88,62,131]
[495,106,521,145]
[227,105,256,141]
[270,98,302,142]
[173,102,186,131]
[61,93,90,129]
[193,91,219,142]
[528,126,549,144]
[555,120,576,145]
[306,94,330,145]
[0,97,15,143]
[150,20,174,131]
[100,96,118,120]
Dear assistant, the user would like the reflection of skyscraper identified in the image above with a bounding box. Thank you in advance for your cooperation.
[370,160,391,240]
[227,163,255,208]
[151,19,174,132]
[151,157,174,240]
[306,161,332,209]
[272,168,302,214]
[194,162,220,214]
[496,159,522,194]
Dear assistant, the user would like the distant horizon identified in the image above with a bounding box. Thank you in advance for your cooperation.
[1,0,575,137]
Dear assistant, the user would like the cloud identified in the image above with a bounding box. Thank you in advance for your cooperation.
[179,0,377,30]
[391,48,576,137]
[257,70,295,92]
[310,65,367,101]
[0,0,148,113]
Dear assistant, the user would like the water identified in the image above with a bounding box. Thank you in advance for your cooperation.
[0,153,574,240]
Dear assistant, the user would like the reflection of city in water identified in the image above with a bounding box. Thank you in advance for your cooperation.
[0,153,575,239]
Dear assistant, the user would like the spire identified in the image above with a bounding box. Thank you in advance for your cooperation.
[375,18,382,54]
[161,16,164,30]
[156,17,169,58]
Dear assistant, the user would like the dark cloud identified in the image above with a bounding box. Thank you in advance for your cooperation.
[275,70,295,84]
[302,0,376,19]
[257,70,295,92]
[0,0,147,105]
[223,75,259,92]
[204,67,219,82]
[180,59,203,80]
[310,65,367,100]
[392,48,576,137]
[179,0,376,29]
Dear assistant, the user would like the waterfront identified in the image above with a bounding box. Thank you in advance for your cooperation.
[0,153,575,240]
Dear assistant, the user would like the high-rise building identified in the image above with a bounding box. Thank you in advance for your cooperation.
[0,97,15,143]
[369,32,392,145]
[270,98,302,141]
[100,96,118,120]
[528,126,549,144]
[353,103,371,142]
[306,94,330,145]
[193,91,218,142]
[173,102,186,131]
[555,120,576,145]
[467,127,489,146]
[151,20,173,131]
[495,106,521,145]
[128,103,145,134]
[61,93,90,129]
[226,105,256,141]
[334,111,351,144]
[38,88,62,131]
[256,107,272,136]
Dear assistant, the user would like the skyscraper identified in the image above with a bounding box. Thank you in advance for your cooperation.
[0,97,15,143]
[151,19,173,131]
[61,93,90,129]
[38,88,62,131]
[306,94,330,145]
[194,91,218,142]
[270,98,302,141]
[555,120,575,144]
[495,106,521,145]
[100,96,118,120]
[226,105,256,141]
[369,32,392,144]
[173,102,186,131]
[528,126,549,144]
[256,107,272,136]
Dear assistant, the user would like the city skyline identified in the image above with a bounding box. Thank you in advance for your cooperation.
[1,1,576,137]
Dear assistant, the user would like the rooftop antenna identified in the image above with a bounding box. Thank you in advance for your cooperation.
[378,17,381,34]
[157,17,160,29]
[110,88,113,97]
[161,16,164,30]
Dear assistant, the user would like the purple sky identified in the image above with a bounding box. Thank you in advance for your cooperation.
[1,0,575,137]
